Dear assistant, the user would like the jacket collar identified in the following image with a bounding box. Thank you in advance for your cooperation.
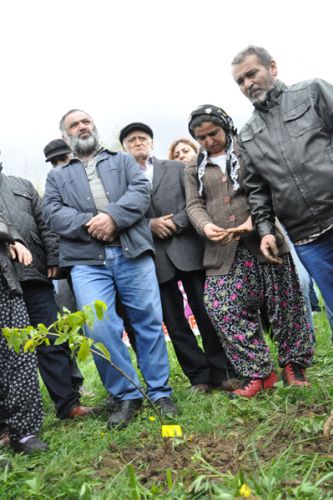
[65,145,117,167]
[254,79,287,112]
[151,157,167,194]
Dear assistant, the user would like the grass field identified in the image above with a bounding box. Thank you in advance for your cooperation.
[1,310,332,499]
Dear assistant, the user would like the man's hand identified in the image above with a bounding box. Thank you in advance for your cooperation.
[225,216,253,240]
[260,234,283,264]
[47,266,61,279]
[9,242,33,266]
[150,214,177,239]
[203,223,231,242]
[86,213,117,242]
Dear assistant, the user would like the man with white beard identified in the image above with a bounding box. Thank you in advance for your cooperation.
[43,109,177,429]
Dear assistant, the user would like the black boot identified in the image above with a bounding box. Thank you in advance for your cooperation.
[107,399,142,429]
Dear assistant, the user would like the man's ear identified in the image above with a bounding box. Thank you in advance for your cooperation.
[270,59,278,78]
[62,134,69,146]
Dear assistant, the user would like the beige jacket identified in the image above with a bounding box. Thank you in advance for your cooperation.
[185,157,288,276]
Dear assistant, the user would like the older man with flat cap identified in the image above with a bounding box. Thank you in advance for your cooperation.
[120,122,238,393]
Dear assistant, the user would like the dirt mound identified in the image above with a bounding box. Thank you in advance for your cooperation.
[96,428,333,485]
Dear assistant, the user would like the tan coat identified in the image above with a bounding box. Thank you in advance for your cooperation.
[184,157,288,276]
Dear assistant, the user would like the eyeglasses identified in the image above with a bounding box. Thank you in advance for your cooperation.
[194,128,220,142]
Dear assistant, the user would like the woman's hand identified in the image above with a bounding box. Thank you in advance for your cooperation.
[203,223,231,242]
[225,216,253,240]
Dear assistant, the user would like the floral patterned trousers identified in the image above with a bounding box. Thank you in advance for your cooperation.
[204,246,314,379]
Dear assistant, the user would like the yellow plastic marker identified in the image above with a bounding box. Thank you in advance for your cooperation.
[161,424,183,438]
[239,483,252,498]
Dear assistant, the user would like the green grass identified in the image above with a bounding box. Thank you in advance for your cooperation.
[1,311,332,499]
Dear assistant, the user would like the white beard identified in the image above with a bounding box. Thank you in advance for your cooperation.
[66,128,99,156]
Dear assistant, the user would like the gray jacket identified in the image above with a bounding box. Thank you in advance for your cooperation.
[147,158,205,284]
[0,170,59,284]
[238,79,333,242]
[43,150,154,267]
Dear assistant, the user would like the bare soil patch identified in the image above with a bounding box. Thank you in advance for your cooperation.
[96,424,333,485]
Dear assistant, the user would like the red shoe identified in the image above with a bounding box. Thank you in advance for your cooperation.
[232,371,278,398]
[67,405,97,419]
[263,370,279,389]
[283,363,310,387]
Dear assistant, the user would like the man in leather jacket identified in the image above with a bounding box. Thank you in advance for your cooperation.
[231,45,333,317]
[0,164,94,419]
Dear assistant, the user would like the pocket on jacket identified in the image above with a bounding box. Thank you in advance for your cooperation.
[282,100,316,137]
[13,190,34,211]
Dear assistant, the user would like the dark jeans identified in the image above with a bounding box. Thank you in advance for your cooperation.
[159,269,235,385]
[295,228,333,314]
[21,281,83,419]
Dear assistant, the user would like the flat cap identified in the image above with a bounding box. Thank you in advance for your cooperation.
[44,139,71,162]
[119,122,153,144]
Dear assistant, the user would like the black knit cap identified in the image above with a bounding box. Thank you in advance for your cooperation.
[188,104,236,138]
[44,139,71,162]
[119,122,154,145]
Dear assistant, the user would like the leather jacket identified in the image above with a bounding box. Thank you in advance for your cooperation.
[0,170,59,284]
[238,79,333,242]
[0,208,23,294]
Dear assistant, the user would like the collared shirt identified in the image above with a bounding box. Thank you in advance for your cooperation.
[139,157,154,187]
[80,147,109,212]
[81,148,121,246]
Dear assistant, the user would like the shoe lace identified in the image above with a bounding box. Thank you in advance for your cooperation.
[115,400,129,410]
[239,378,254,389]
[290,364,305,381]
[157,397,169,404]
[157,397,175,410]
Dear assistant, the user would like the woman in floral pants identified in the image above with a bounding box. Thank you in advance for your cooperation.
[185,105,314,397]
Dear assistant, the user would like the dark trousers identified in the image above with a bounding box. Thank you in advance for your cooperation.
[21,282,83,419]
[159,269,234,385]
[115,295,137,353]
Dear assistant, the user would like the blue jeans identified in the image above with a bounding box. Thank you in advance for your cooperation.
[326,304,333,339]
[295,228,333,314]
[286,235,314,333]
[71,247,171,402]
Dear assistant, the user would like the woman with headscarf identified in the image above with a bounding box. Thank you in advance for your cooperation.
[184,104,314,398]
